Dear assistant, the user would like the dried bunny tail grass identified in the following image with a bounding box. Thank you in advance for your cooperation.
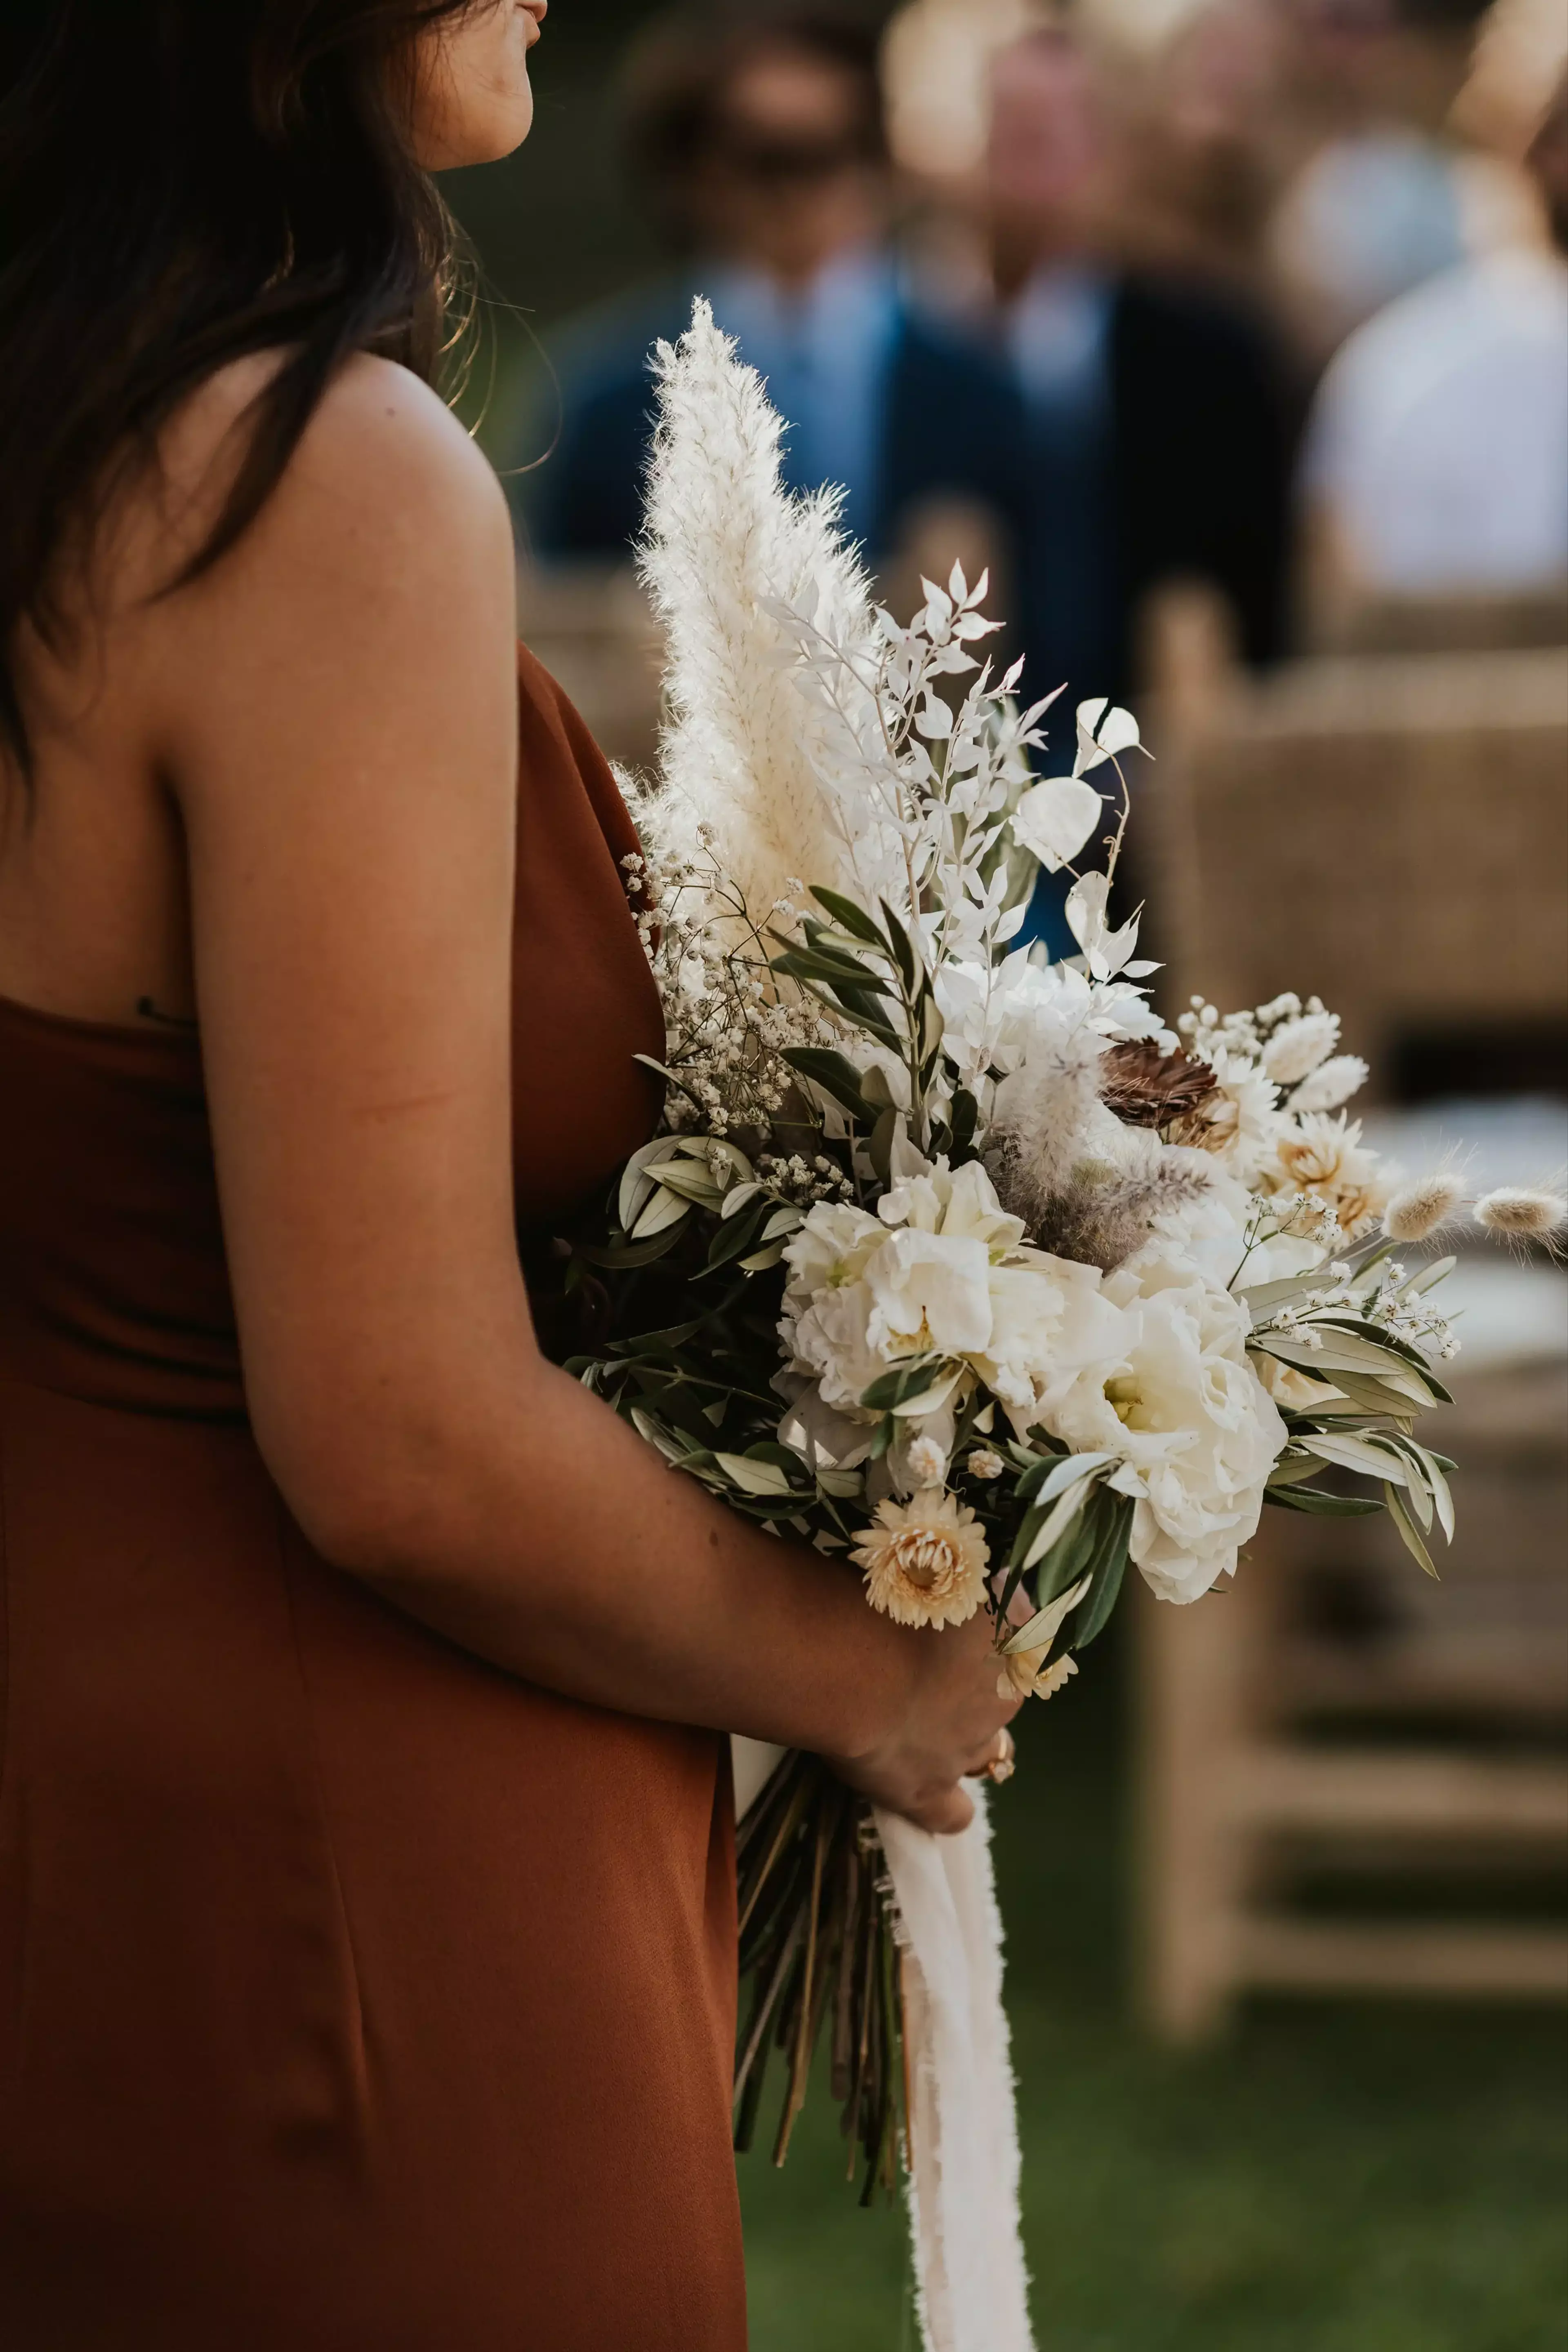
[1473,1185,1568,1248]
[637,301,878,931]
[1383,1170,1467,1243]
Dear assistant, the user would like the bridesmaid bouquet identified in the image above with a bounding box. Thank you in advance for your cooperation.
[547,306,1556,2337]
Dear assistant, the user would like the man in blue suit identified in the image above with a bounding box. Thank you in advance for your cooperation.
[521,7,1022,574]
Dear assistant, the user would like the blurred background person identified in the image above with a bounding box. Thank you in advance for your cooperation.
[1265,0,1532,366]
[521,4,1019,577]
[977,20,1296,718]
[1300,64,1568,607]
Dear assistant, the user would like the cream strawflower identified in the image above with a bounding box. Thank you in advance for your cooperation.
[998,1648,1078,1703]
[1270,1112,1392,1238]
[851,1489,990,1629]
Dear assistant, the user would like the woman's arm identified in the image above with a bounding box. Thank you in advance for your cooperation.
[148,355,1016,1831]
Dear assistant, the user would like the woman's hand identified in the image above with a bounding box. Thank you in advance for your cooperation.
[825,1608,1023,1836]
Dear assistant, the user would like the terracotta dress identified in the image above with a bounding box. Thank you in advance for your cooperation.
[0,649,747,2350]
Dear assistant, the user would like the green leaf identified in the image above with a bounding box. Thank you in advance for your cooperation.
[575,1226,686,1271]
[1003,1572,1093,1657]
[808,887,890,951]
[780,1047,874,1123]
[618,1137,675,1233]
[630,1184,695,1241]
[1385,1481,1441,1577]
[859,1357,954,1413]
[769,944,892,996]
[721,1181,766,1221]
[1298,1430,1411,1485]
[1070,1514,1134,1650]
[738,1242,788,1273]
[705,1202,771,1271]
[878,900,920,995]
[715,1453,801,1498]
[1264,1486,1386,1517]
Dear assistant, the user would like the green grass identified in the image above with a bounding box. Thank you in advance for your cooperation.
[739,1639,1568,2350]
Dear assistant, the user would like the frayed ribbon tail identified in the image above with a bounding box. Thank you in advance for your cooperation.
[873,1789,1034,2352]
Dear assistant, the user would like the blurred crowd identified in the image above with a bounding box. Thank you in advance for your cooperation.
[509,0,1568,723]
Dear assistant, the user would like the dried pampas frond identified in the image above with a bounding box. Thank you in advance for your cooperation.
[637,301,880,933]
[1026,1157,1218,1272]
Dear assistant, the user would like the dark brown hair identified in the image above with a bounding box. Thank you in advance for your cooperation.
[0,0,481,774]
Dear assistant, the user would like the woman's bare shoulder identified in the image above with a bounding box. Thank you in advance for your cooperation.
[152,350,508,584]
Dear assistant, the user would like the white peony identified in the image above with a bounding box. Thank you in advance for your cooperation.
[778,1137,1132,1467]
[1041,1245,1288,1604]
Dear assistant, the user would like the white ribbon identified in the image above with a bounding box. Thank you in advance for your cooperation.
[731,1740,1033,2352]
[875,1790,1034,2352]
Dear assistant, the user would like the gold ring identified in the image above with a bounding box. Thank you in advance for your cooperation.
[982,1729,1016,1786]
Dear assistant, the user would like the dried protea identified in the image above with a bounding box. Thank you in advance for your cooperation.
[1100,1039,1218,1131]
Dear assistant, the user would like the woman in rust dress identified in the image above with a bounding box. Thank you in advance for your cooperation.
[0,6,1018,2346]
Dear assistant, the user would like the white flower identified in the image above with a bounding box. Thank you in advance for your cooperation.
[865,1227,996,1356]
[779,1141,1130,1447]
[1041,1245,1288,1604]
[1261,1012,1340,1086]
[905,1433,948,1487]
[971,1251,1130,1434]
[967,1447,1005,1481]
[1291,1055,1368,1113]
[1195,1044,1283,1182]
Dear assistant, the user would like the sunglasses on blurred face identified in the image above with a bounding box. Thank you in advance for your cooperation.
[710,131,869,186]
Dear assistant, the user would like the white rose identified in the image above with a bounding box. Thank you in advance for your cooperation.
[1042,1246,1288,1603]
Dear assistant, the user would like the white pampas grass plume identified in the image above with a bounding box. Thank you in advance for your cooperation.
[1291,1055,1369,1112]
[636,301,883,932]
[1262,1012,1339,1086]
[1473,1186,1568,1241]
[1383,1171,1466,1242]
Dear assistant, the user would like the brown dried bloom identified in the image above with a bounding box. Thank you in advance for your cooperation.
[1101,1039,1217,1132]
[851,1489,990,1630]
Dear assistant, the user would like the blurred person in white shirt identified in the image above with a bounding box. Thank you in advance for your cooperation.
[1301,69,1568,597]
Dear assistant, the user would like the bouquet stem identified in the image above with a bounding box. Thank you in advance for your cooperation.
[733,1750,905,2203]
